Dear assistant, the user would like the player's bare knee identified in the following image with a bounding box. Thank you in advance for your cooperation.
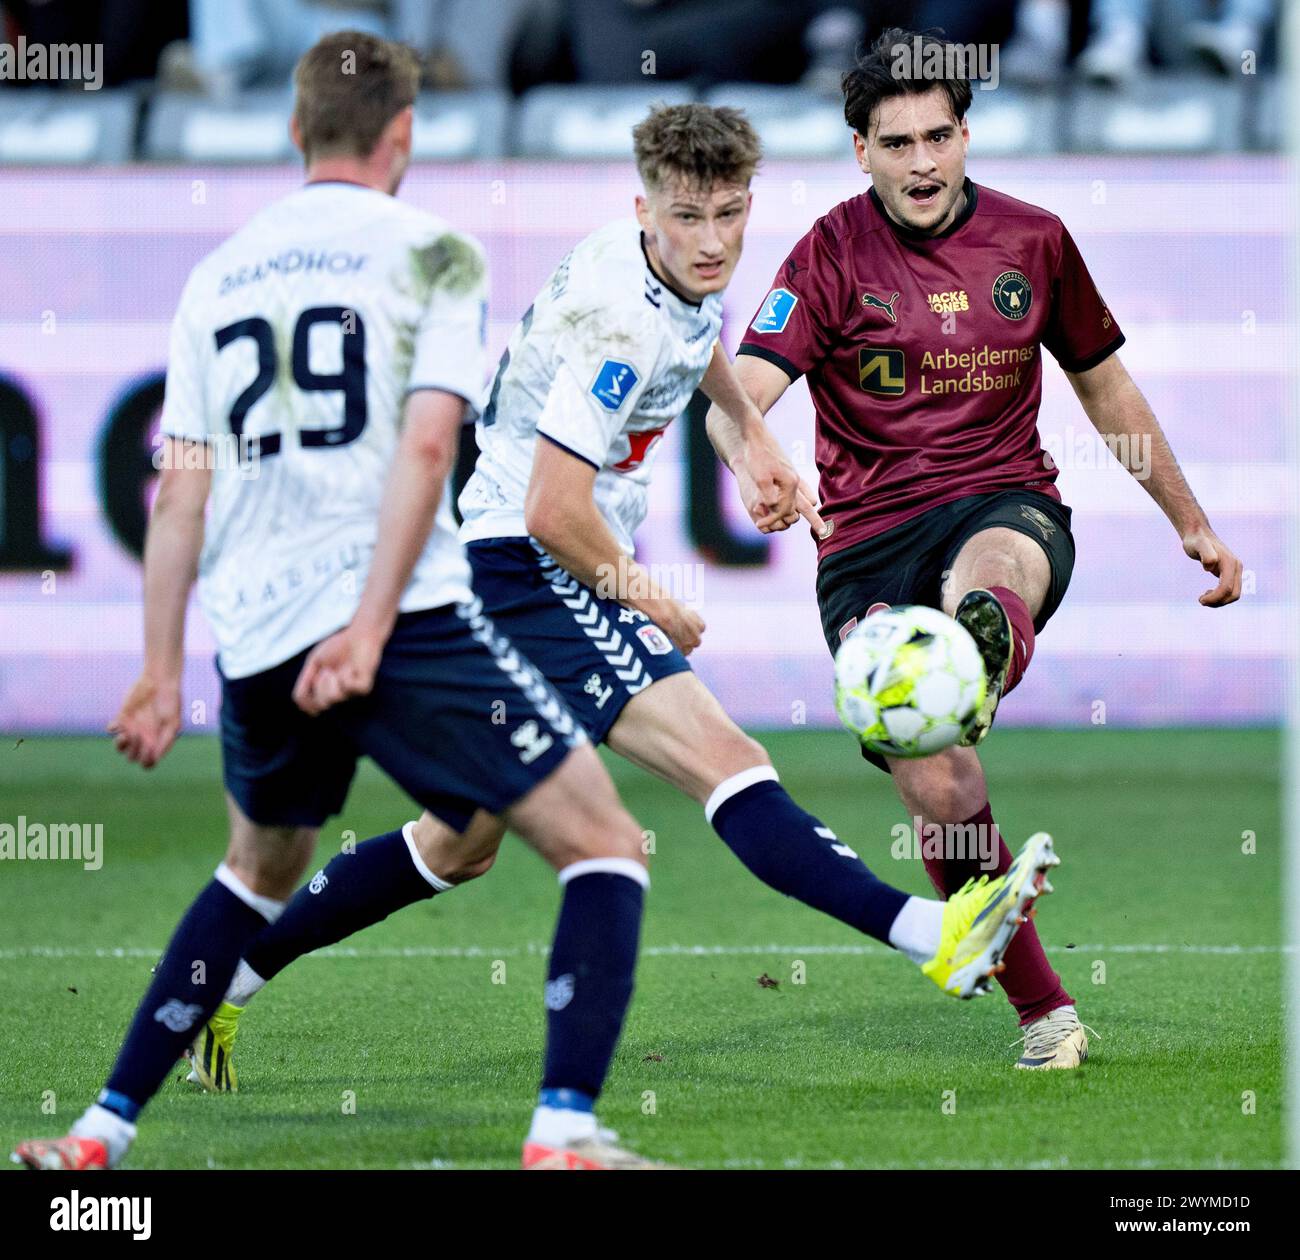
[591,808,649,867]
[719,729,769,778]
[686,709,770,786]
[552,796,647,870]
[967,552,1022,595]
[224,824,317,900]
[448,850,498,882]
[409,810,503,885]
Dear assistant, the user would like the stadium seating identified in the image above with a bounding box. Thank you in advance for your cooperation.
[411,91,510,160]
[144,89,298,162]
[702,86,855,159]
[1064,74,1247,152]
[0,74,1281,164]
[0,89,137,164]
[514,84,695,159]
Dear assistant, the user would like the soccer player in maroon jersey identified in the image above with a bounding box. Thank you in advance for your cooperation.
[711,28,1243,1068]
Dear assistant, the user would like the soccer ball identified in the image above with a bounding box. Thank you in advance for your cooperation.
[833,605,987,758]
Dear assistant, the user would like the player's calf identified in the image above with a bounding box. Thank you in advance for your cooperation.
[17,855,294,1167]
[889,743,987,824]
[613,673,999,971]
[504,744,653,1164]
[188,813,499,1083]
[608,671,770,806]
[888,763,1079,1039]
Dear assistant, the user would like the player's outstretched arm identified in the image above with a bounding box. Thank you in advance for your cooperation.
[109,440,210,768]
[704,349,824,536]
[525,437,705,655]
[293,390,465,714]
[1066,353,1243,607]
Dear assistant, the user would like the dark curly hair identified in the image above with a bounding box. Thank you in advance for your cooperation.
[842,27,973,139]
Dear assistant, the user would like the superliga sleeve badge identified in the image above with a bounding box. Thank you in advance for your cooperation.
[751,287,798,334]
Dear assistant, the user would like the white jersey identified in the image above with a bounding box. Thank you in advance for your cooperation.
[160,182,487,679]
[458,219,723,554]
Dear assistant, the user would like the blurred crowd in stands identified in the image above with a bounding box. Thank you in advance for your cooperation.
[0,0,1280,95]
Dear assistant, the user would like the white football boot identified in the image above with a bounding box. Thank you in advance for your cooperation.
[1013,1004,1095,1069]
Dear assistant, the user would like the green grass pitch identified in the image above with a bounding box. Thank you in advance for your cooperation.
[0,728,1283,1169]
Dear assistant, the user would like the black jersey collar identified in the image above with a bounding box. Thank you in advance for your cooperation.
[640,231,703,309]
[868,177,978,241]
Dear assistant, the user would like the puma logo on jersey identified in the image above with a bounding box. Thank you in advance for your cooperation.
[862,290,900,323]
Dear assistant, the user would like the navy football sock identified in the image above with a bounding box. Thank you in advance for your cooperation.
[707,767,910,944]
[101,868,280,1119]
[243,826,441,983]
[540,861,646,1101]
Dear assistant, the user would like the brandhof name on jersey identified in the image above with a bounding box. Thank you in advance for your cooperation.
[159,182,488,679]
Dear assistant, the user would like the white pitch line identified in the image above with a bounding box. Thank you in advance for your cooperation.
[0,943,1293,961]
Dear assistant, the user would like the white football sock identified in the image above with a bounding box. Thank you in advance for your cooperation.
[71,1103,136,1167]
[224,958,266,1007]
[527,1104,598,1147]
[888,896,945,965]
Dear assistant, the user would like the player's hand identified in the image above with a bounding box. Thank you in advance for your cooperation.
[108,673,182,769]
[646,598,706,656]
[293,626,385,715]
[734,440,827,538]
[1182,527,1243,607]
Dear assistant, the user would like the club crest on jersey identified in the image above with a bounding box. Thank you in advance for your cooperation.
[636,624,674,656]
[590,358,639,411]
[992,271,1032,320]
[862,290,900,323]
[751,287,798,334]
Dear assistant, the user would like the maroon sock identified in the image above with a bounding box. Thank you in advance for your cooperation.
[919,802,1072,1026]
[986,585,1035,695]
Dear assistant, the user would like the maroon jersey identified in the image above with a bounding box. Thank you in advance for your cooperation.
[738,179,1123,562]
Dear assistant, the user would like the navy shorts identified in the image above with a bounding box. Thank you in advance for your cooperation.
[219,600,584,830]
[466,539,692,743]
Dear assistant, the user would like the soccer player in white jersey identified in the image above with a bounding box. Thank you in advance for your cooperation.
[13,32,675,1173]
[180,105,1065,1106]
